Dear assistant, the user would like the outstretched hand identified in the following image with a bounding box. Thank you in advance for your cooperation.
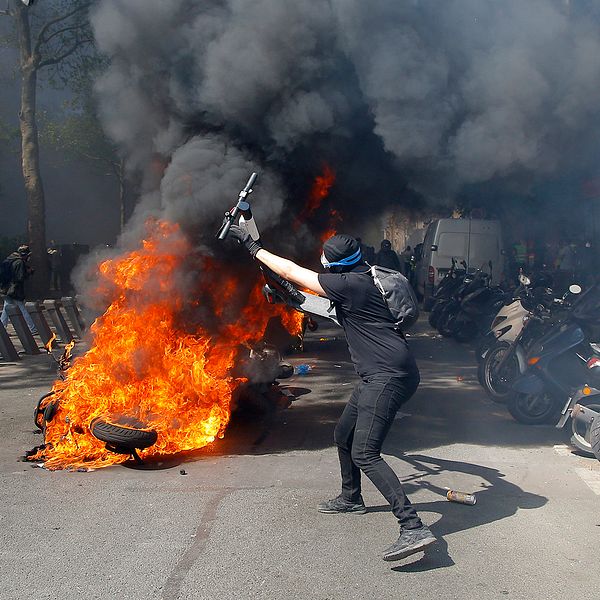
[228,224,262,258]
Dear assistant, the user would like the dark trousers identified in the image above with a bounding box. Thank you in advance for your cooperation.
[334,374,421,529]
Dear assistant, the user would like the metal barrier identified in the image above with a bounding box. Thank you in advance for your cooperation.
[43,300,74,344]
[61,296,86,338]
[25,301,55,347]
[0,321,20,361]
[6,304,40,355]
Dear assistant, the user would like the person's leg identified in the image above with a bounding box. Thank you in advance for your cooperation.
[0,296,12,327]
[15,299,37,333]
[333,383,362,502]
[350,375,421,528]
[318,383,366,514]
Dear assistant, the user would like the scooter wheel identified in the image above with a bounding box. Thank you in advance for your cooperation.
[481,342,518,403]
[507,392,560,425]
[569,402,600,457]
[589,409,600,461]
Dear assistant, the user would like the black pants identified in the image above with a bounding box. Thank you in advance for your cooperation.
[334,374,421,529]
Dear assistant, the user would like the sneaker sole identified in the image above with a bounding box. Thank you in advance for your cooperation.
[382,536,436,561]
[317,506,367,514]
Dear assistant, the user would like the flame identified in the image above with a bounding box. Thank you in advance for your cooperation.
[320,209,343,244]
[29,220,303,471]
[294,164,336,230]
[44,332,57,353]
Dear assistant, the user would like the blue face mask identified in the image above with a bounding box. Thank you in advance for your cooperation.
[320,247,362,268]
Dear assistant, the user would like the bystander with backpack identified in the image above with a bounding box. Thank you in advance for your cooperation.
[227,228,435,562]
[0,245,38,335]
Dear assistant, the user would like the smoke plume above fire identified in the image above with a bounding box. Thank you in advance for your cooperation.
[91,0,600,225]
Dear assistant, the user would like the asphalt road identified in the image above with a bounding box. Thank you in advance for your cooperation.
[1,318,599,600]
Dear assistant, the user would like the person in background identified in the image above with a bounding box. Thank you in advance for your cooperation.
[400,245,412,277]
[47,240,62,292]
[0,245,37,335]
[375,240,401,271]
[356,237,375,265]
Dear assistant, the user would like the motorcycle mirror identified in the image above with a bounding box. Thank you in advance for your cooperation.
[569,284,582,295]
[519,274,531,286]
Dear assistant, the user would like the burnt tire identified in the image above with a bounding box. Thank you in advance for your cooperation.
[507,392,560,425]
[34,391,56,430]
[90,417,157,451]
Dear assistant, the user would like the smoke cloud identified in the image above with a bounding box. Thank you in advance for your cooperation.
[87,0,600,254]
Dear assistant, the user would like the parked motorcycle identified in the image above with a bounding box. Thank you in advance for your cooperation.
[556,358,600,459]
[427,259,466,329]
[507,283,597,425]
[478,275,561,402]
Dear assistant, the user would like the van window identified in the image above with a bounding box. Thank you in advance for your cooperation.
[438,232,467,258]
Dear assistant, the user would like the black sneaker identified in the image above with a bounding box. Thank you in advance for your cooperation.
[317,494,367,514]
[382,525,436,561]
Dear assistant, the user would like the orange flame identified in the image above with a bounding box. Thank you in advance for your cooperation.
[44,332,57,353]
[29,220,303,470]
[320,209,343,244]
[294,164,336,231]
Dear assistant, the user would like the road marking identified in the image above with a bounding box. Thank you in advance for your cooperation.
[574,468,600,495]
[553,444,572,456]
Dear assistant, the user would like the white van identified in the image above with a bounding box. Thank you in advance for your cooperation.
[416,218,504,309]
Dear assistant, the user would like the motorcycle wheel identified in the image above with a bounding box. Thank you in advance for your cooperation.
[454,320,478,343]
[476,335,494,363]
[507,392,560,425]
[34,391,56,431]
[573,403,600,458]
[438,310,457,337]
[482,342,519,403]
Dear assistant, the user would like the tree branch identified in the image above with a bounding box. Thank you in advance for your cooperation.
[38,24,82,48]
[38,36,93,68]
[34,1,91,55]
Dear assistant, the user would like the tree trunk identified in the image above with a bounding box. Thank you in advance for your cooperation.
[15,3,47,298]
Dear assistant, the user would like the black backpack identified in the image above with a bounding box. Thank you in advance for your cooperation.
[369,265,420,330]
[0,259,13,290]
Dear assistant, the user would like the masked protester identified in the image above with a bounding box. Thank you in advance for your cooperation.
[228,226,435,562]
[375,239,401,271]
[0,245,37,335]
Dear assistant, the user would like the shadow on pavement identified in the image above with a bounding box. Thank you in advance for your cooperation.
[381,453,548,572]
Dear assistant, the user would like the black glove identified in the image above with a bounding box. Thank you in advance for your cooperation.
[228,224,262,258]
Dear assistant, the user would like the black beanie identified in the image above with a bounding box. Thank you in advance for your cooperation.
[323,234,360,264]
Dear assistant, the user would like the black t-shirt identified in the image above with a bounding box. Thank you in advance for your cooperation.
[318,265,418,379]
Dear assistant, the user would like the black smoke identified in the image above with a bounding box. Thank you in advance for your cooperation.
[85,0,600,265]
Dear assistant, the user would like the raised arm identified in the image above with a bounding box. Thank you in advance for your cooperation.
[255,248,326,297]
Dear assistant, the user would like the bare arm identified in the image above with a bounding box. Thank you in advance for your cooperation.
[255,248,327,297]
